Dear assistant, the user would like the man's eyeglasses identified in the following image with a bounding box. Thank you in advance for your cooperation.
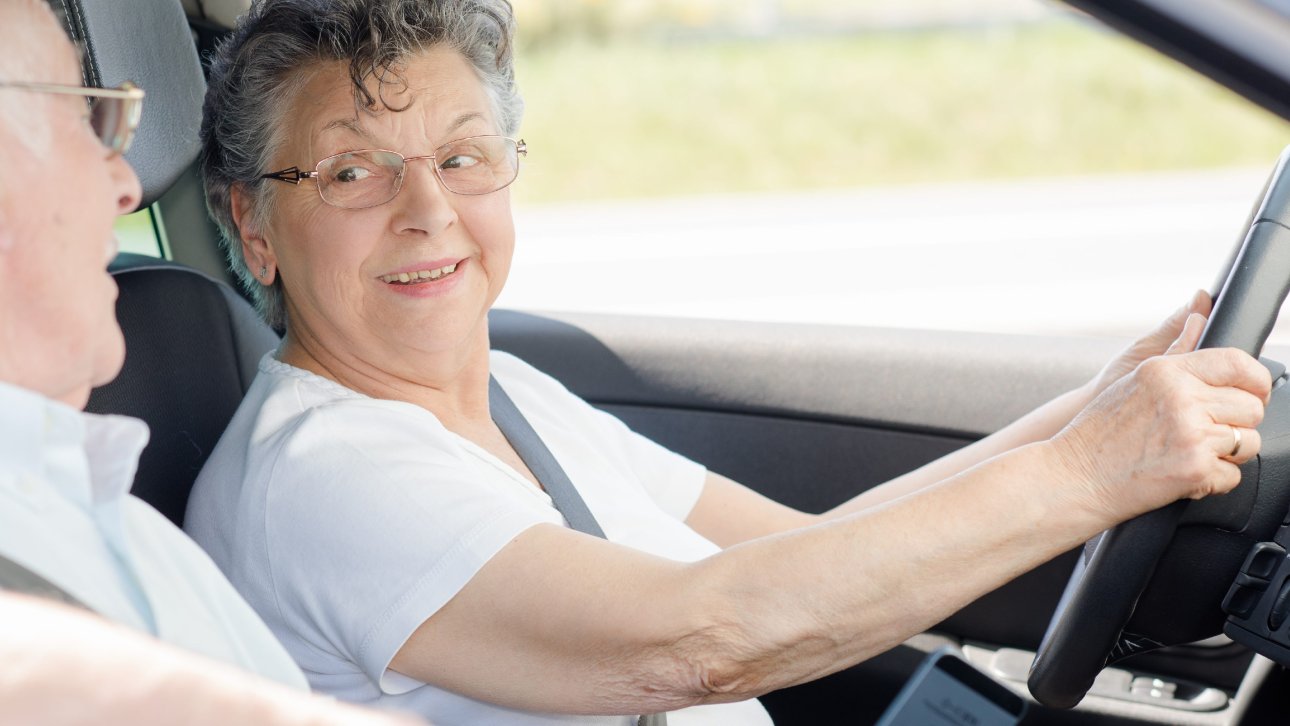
[0,81,145,156]
[261,135,527,210]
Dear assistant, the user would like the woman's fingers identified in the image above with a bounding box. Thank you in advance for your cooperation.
[1165,312,1207,356]
[1087,292,1212,398]
[1177,347,1273,402]
[1200,389,1268,430]
[1188,425,1259,500]
[1185,288,1213,317]
[1220,425,1261,466]
[1054,344,1270,522]
[1151,291,1211,353]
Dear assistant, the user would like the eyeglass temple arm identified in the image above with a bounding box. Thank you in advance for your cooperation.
[260,167,318,184]
[0,81,144,100]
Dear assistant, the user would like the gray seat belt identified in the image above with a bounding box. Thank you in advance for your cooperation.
[489,376,668,726]
[0,552,87,610]
[490,376,606,538]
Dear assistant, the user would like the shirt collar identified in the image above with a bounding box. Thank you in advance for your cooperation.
[0,381,150,505]
[82,411,150,504]
[0,381,63,478]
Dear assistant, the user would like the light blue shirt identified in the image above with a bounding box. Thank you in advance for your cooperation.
[0,380,307,689]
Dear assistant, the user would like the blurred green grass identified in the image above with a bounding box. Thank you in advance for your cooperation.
[511,20,1290,204]
[114,209,162,256]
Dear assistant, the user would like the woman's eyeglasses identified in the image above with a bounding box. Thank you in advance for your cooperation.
[261,135,527,209]
[0,80,145,156]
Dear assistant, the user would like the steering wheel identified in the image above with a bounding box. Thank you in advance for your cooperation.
[1028,146,1290,709]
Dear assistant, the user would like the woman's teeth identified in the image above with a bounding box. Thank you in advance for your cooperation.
[380,263,458,284]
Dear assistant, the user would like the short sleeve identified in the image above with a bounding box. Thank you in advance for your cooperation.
[489,352,708,521]
[573,402,707,520]
[260,400,560,694]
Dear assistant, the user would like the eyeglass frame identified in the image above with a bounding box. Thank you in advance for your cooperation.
[0,80,145,156]
[260,135,528,209]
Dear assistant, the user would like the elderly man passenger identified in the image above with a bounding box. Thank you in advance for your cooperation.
[186,0,1272,724]
[0,1,422,723]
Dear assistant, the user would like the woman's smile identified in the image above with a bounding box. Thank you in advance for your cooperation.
[376,257,468,298]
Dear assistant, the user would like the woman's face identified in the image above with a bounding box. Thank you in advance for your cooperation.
[255,45,516,381]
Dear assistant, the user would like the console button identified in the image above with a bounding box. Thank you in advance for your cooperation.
[1246,542,1286,580]
[1267,578,1290,632]
[1223,583,1263,619]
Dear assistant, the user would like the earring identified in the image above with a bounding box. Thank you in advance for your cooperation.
[259,266,268,279]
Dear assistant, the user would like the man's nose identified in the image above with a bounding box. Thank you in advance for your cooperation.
[111,153,143,215]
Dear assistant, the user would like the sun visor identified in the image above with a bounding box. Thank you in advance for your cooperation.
[53,0,206,209]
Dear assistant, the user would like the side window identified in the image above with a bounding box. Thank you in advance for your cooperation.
[500,1,1289,340]
[113,207,166,258]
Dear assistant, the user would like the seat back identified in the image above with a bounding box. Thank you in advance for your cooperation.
[51,0,274,525]
[87,258,278,525]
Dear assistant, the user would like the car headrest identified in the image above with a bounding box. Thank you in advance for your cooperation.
[51,0,205,208]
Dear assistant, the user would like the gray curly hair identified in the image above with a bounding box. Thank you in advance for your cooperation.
[201,0,523,330]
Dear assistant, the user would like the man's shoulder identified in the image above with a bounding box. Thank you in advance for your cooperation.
[121,494,212,554]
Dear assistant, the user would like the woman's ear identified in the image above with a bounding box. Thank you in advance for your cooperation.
[231,185,276,286]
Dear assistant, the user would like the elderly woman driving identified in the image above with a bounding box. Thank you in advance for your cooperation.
[185,1,1272,724]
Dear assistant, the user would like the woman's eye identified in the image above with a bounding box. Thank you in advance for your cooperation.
[333,166,373,183]
[440,154,481,171]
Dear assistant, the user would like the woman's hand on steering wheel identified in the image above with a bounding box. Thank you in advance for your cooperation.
[1050,315,1271,527]
[1086,289,1213,401]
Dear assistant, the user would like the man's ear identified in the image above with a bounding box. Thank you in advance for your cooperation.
[230,185,276,285]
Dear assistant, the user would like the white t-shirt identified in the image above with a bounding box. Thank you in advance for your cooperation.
[0,381,306,689]
[186,351,772,726]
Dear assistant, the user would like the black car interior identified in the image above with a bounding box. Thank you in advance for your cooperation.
[58,0,1290,722]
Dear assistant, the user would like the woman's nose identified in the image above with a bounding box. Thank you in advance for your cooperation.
[390,157,457,238]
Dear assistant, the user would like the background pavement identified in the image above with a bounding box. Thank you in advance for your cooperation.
[502,167,1282,342]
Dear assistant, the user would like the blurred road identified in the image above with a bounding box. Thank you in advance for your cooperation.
[502,167,1277,342]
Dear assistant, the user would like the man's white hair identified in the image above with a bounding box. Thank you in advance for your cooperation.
[0,0,68,153]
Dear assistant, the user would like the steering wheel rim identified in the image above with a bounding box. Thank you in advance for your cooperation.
[1028,146,1290,709]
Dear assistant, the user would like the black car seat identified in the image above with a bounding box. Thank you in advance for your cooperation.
[90,257,276,525]
[57,0,280,526]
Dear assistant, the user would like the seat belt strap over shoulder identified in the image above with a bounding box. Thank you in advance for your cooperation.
[488,376,606,538]
[488,376,667,726]
[0,553,87,610]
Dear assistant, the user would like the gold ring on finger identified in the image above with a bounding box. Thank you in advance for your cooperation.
[1229,425,1243,458]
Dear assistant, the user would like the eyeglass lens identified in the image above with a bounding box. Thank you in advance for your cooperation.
[317,136,521,209]
[88,94,142,155]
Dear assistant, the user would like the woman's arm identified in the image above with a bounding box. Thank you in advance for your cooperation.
[391,339,1267,716]
[684,383,1094,548]
[686,292,1213,546]
[0,595,423,726]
